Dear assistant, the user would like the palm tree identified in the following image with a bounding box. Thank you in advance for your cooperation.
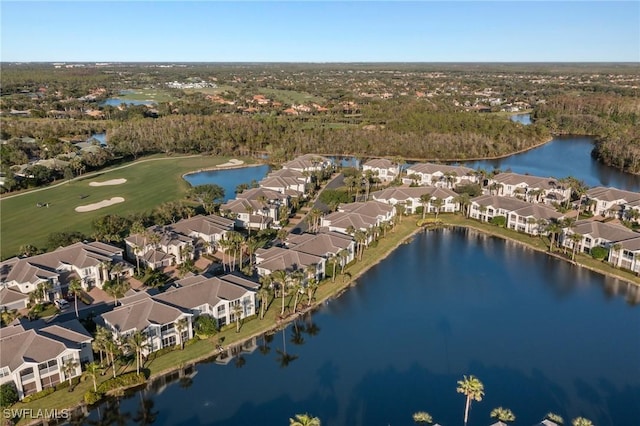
[68,278,82,318]
[289,413,321,426]
[412,411,433,424]
[176,317,189,349]
[338,249,349,274]
[455,193,472,217]
[611,242,623,267]
[545,220,562,252]
[569,232,584,261]
[246,237,263,272]
[271,270,289,316]
[104,278,129,307]
[545,413,564,424]
[420,193,432,220]
[328,253,339,282]
[84,362,101,392]
[233,304,243,333]
[572,417,593,426]
[432,197,444,219]
[127,331,149,375]
[289,414,320,426]
[105,338,120,378]
[490,407,516,423]
[93,326,111,367]
[62,357,79,391]
[305,278,318,307]
[456,375,484,426]
[130,221,146,274]
[257,287,270,320]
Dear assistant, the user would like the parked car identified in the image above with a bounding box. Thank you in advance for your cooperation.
[54,299,69,310]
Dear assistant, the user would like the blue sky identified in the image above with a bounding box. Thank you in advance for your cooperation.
[1,1,638,62]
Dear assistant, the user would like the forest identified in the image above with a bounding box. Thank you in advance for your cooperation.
[1,62,638,193]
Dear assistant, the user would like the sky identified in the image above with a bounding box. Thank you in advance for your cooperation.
[1,1,638,62]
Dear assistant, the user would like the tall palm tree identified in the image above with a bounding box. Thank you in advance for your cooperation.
[176,317,189,349]
[546,220,562,252]
[412,411,433,424]
[305,278,318,307]
[490,407,516,423]
[545,413,564,425]
[611,242,623,267]
[84,362,101,392]
[62,357,79,391]
[105,338,120,378]
[569,232,584,261]
[289,414,321,426]
[455,193,472,217]
[338,249,349,274]
[93,326,111,367]
[271,270,289,316]
[68,278,82,318]
[456,375,484,426]
[257,287,270,320]
[233,304,243,333]
[432,197,444,219]
[420,194,432,220]
[127,331,149,375]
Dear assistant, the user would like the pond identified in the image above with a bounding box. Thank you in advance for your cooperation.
[183,165,271,202]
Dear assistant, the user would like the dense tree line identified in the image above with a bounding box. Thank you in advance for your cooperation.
[533,93,639,173]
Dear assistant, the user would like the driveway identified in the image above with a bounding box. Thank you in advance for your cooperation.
[290,173,344,234]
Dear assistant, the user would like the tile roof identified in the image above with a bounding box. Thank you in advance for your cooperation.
[587,186,640,203]
[154,275,254,310]
[570,219,639,242]
[101,297,186,333]
[406,162,475,176]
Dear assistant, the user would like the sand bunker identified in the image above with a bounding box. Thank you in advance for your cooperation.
[75,197,125,212]
[89,178,127,187]
[217,159,244,168]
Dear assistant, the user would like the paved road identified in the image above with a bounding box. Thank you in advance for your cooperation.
[290,173,344,235]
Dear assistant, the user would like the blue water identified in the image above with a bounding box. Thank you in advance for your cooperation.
[183,165,271,201]
[510,113,532,125]
[81,229,640,426]
[100,98,156,107]
[88,133,107,146]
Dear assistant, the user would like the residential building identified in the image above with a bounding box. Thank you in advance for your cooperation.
[560,219,638,254]
[470,195,564,235]
[608,237,640,273]
[125,226,194,271]
[285,231,356,266]
[362,158,400,182]
[169,214,235,254]
[402,163,477,188]
[99,294,193,355]
[255,247,325,280]
[0,242,130,297]
[586,186,640,218]
[281,154,332,173]
[154,274,258,329]
[371,186,460,214]
[0,319,93,400]
[487,172,571,204]
[222,187,290,230]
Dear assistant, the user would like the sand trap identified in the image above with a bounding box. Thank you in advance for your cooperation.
[75,197,125,212]
[89,178,127,187]
[217,159,244,168]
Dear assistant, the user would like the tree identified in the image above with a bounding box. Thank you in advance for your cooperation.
[127,331,149,375]
[420,193,432,220]
[176,317,190,349]
[572,417,593,426]
[62,357,79,391]
[545,220,562,252]
[18,244,39,257]
[289,413,321,426]
[84,362,101,393]
[68,278,82,318]
[412,411,433,424]
[0,383,19,407]
[233,304,243,333]
[188,184,225,214]
[194,315,217,337]
[455,193,472,217]
[490,407,515,423]
[611,242,623,267]
[103,276,129,306]
[257,287,270,320]
[271,270,289,316]
[545,413,564,425]
[456,375,484,426]
[105,338,121,378]
[569,232,583,261]
[431,197,444,219]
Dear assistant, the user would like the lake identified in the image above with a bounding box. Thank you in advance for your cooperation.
[183,165,271,202]
[80,229,640,426]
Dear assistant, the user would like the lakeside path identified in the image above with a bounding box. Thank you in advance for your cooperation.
[14,215,638,424]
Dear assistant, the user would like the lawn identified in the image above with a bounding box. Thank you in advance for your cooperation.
[257,88,326,105]
[0,155,252,259]
[117,88,177,103]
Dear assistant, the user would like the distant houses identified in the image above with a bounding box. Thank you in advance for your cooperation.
[487,172,571,204]
[362,158,400,182]
[403,163,477,188]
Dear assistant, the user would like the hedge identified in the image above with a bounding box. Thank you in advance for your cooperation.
[96,372,146,394]
[21,388,54,403]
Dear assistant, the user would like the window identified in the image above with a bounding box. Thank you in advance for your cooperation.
[20,367,34,382]
[217,305,226,315]
[38,360,58,375]
[0,367,10,378]
[162,336,176,348]
[161,323,175,334]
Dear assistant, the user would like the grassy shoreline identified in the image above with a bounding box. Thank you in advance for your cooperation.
[9,214,639,425]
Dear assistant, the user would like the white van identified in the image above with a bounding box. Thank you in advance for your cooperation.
[54,299,69,310]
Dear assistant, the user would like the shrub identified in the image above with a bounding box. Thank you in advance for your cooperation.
[54,376,80,391]
[489,215,507,227]
[84,390,102,405]
[590,246,609,260]
[21,387,54,403]
[97,372,146,394]
[0,383,19,407]
[185,335,200,347]
[194,315,218,337]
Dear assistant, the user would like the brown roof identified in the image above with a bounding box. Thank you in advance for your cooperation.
[406,162,475,176]
[154,275,254,310]
[491,172,566,190]
[256,247,323,273]
[0,287,28,305]
[372,186,457,202]
[363,158,395,169]
[587,187,640,203]
[170,214,234,237]
[101,298,186,333]
[286,232,353,258]
[570,219,638,242]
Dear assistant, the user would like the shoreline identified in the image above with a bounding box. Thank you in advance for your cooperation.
[16,216,637,424]
[180,161,266,180]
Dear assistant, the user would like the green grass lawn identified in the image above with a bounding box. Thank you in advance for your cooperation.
[0,155,251,259]
[257,88,326,105]
[118,88,177,103]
